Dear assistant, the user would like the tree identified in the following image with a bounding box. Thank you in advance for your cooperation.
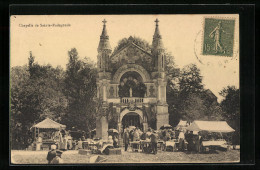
[220,86,240,144]
[166,63,224,126]
[10,53,68,149]
[62,48,97,133]
[167,64,204,126]
[178,64,204,93]
[10,65,31,149]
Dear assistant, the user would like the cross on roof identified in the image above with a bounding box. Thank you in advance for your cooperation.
[102,19,107,25]
[155,18,159,26]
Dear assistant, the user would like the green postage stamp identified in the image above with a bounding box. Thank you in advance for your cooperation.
[202,18,235,57]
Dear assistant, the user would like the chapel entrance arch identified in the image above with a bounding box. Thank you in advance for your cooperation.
[121,112,142,130]
[119,109,148,132]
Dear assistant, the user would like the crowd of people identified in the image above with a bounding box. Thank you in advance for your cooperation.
[121,126,207,154]
[44,126,227,164]
[123,127,167,154]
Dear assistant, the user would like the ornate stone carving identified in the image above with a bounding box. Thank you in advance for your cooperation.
[126,46,139,63]
[112,64,151,83]
[109,86,114,98]
[149,85,156,97]
[128,100,136,111]
[110,43,153,72]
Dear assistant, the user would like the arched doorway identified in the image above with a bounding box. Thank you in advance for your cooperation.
[121,112,142,130]
[118,71,147,98]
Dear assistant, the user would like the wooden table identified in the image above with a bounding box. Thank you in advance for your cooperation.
[140,141,152,153]
[202,140,226,147]
[130,141,141,152]
[157,141,164,151]
[201,140,227,152]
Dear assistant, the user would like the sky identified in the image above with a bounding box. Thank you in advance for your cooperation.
[10,15,239,101]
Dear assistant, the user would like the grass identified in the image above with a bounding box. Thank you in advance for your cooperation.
[11,149,240,164]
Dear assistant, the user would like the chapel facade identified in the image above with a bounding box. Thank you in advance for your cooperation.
[96,19,169,139]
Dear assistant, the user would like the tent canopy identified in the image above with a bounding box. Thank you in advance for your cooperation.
[108,129,119,134]
[32,118,66,129]
[160,124,172,130]
[176,120,188,127]
[175,120,189,130]
[186,120,235,133]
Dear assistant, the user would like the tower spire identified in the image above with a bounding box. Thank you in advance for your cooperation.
[98,19,112,52]
[152,18,164,50]
[152,18,165,72]
[154,18,161,38]
[152,18,163,50]
[101,19,108,37]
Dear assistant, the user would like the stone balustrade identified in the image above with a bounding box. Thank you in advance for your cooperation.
[120,97,144,104]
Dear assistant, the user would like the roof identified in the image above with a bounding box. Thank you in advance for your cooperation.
[176,120,188,127]
[186,120,235,133]
[110,37,152,58]
[32,118,66,129]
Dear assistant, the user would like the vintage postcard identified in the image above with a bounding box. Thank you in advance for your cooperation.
[10,14,240,164]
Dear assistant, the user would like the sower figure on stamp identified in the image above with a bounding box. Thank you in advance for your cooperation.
[209,21,228,54]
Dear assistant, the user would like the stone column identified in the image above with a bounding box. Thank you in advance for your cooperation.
[161,82,167,102]
[118,122,121,134]
[103,84,107,101]
[156,104,169,130]
[96,116,108,140]
[143,122,148,132]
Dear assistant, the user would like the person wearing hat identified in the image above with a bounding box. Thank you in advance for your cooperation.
[113,136,119,148]
[50,150,64,164]
[46,145,57,164]
[150,130,158,155]
[108,135,113,144]
[133,128,140,141]
[178,129,185,151]
[123,128,130,151]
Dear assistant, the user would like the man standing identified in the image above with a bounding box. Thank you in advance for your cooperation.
[133,128,140,141]
[178,130,185,151]
[46,145,57,164]
[150,131,158,155]
[123,128,130,151]
[50,150,64,164]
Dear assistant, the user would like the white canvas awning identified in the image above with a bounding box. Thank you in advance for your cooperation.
[186,121,235,133]
[176,120,188,127]
[32,118,66,129]
[175,120,189,130]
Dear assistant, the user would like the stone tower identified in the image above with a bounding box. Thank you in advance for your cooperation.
[151,18,169,129]
[96,19,112,140]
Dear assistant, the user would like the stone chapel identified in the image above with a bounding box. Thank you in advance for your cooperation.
[96,19,169,139]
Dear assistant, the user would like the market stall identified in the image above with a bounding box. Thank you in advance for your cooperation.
[160,124,172,130]
[175,120,190,131]
[186,121,235,152]
[31,118,66,150]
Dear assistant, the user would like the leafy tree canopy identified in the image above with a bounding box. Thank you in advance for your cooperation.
[220,86,240,144]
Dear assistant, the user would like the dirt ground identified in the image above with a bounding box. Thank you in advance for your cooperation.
[11,148,240,164]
